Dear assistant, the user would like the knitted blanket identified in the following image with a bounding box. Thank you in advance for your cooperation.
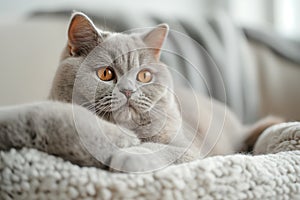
[1,122,300,200]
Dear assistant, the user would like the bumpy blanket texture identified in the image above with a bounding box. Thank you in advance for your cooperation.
[1,122,300,199]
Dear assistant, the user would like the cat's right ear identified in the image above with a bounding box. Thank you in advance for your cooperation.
[141,24,169,60]
[68,12,101,56]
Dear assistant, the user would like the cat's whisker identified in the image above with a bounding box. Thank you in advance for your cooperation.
[94,97,123,114]
[97,106,114,120]
[109,99,125,111]
[137,95,152,103]
[97,95,115,102]
[131,103,151,112]
[79,101,94,107]
[79,97,114,115]
[84,101,101,111]
[78,102,98,113]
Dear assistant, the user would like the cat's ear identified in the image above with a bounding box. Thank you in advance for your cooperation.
[142,24,169,60]
[68,12,101,56]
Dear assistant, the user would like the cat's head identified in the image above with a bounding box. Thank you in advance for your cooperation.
[50,12,175,130]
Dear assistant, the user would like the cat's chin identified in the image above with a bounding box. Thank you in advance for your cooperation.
[115,100,139,113]
[113,104,134,120]
[112,104,147,130]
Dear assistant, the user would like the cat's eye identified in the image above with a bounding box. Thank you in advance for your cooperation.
[137,69,152,83]
[97,67,115,81]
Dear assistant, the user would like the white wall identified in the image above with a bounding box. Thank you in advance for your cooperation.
[227,0,300,40]
[274,0,300,39]
[2,0,300,41]
[228,0,273,28]
[0,19,67,106]
[0,0,202,23]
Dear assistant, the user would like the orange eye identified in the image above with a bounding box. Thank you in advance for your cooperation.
[137,69,152,83]
[97,67,115,81]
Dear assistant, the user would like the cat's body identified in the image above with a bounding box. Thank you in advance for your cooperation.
[0,12,282,172]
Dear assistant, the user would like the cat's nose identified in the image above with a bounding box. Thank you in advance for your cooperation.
[120,89,134,99]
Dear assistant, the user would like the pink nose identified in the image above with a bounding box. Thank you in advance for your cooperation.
[120,89,133,98]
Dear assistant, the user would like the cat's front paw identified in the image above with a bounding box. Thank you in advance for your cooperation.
[109,147,165,173]
[114,133,140,148]
[105,127,140,148]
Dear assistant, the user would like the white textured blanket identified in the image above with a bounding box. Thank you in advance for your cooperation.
[1,122,300,199]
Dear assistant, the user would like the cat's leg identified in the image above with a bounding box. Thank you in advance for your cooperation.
[240,116,285,152]
[0,101,140,168]
[109,142,197,172]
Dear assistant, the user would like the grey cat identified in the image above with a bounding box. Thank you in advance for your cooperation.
[0,12,282,172]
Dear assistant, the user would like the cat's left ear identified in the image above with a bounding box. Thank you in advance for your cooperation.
[141,24,169,60]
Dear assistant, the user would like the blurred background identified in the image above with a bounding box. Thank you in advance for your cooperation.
[0,0,300,123]
[2,0,300,38]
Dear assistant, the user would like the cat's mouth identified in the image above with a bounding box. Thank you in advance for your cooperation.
[111,97,150,114]
[125,100,137,111]
[127,100,134,107]
[123,99,147,116]
[113,98,135,111]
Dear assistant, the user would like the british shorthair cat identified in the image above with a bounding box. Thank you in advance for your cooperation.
[0,12,282,173]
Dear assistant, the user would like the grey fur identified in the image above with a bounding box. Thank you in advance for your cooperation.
[0,12,280,172]
[49,12,196,171]
[0,102,140,168]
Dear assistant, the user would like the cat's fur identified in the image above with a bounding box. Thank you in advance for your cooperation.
[0,102,140,168]
[0,12,282,172]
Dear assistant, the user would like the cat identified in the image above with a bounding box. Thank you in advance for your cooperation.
[0,12,283,172]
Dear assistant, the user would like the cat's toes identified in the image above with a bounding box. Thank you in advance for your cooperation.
[109,148,164,173]
[115,136,140,148]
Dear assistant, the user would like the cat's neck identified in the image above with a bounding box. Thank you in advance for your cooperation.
[136,95,182,144]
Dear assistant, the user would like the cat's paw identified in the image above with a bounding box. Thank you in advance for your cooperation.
[114,133,140,148]
[109,147,164,173]
[105,127,140,148]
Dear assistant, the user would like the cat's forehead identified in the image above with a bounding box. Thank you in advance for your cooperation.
[99,33,144,55]
[91,33,153,71]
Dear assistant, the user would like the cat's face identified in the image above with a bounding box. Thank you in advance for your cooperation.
[50,12,174,131]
